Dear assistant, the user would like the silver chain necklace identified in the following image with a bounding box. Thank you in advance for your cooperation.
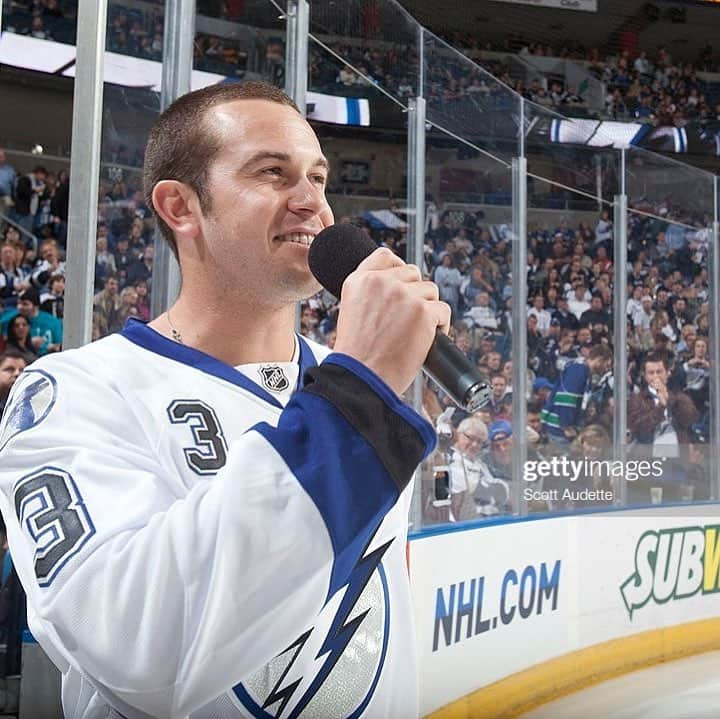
[167,307,183,344]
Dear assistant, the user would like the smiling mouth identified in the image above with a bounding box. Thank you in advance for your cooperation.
[275,233,316,246]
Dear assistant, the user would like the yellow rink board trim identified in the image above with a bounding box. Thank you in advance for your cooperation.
[425,617,720,719]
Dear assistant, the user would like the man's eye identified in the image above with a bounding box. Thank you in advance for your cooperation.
[310,174,327,185]
[262,167,283,176]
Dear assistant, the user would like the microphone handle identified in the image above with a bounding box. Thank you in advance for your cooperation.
[423,331,492,413]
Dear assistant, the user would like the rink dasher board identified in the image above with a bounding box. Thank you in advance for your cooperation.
[409,505,720,717]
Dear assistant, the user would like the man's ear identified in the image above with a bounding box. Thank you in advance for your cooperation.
[152,180,201,244]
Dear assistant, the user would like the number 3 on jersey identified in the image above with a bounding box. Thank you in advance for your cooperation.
[14,467,96,587]
[167,400,228,475]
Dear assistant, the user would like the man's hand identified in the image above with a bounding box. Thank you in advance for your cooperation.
[333,248,451,396]
[653,380,668,407]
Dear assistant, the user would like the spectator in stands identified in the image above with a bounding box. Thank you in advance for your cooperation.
[0,242,29,304]
[632,294,655,331]
[580,294,612,334]
[31,238,65,290]
[126,243,154,289]
[117,286,140,327]
[447,417,491,521]
[93,274,121,337]
[541,344,613,444]
[134,278,151,322]
[10,287,62,355]
[113,235,133,285]
[464,291,499,330]
[488,373,510,420]
[528,294,552,335]
[684,337,710,411]
[40,274,65,320]
[628,351,698,458]
[95,235,117,291]
[4,315,38,365]
[552,295,579,330]
[0,149,16,211]
[483,420,513,487]
[434,254,464,319]
[0,349,26,416]
[299,303,324,344]
[568,282,591,320]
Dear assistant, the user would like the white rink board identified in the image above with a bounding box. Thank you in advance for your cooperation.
[409,506,720,716]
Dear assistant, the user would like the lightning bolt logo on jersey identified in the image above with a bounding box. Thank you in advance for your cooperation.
[235,538,392,718]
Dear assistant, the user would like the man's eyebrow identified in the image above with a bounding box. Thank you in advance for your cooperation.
[241,151,330,172]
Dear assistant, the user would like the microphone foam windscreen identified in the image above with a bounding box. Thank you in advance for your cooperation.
[308,224,378,299]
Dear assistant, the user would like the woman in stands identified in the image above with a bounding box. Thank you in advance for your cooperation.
[4,314,37,365]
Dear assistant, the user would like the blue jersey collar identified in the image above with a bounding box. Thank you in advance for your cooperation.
[120,317,318,409]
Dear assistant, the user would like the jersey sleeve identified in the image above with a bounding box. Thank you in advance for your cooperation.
[0,350,434,718]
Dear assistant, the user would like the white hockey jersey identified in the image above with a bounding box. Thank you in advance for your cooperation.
[0,318,435,719]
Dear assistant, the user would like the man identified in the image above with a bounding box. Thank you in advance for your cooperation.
[488,372,510,419]
[0,242,29,303]
[463,290,499,330]
[568,282,591,320]
[93,273,122,336]
[0,350,26,416]
[628,351,698,458]
[1,288,62,355]
[541,344,613,443]
[30,238,66,291]
[126,243,154,289]
[0,82,448,719]
[580,294,611,334]
[528,294,551,335]
[447,417,489,521]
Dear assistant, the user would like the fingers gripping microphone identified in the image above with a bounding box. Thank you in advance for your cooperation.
[308,224,491,412]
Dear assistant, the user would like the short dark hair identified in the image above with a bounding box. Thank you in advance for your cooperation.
[0,348,26,366]
[644,350,670,371]
[587,344,613,362]
[143,81,300,260]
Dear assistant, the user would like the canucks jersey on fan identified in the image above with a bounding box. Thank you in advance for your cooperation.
[0,318,434,719]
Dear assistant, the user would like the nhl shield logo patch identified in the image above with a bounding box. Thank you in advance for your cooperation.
[259,365,290,392]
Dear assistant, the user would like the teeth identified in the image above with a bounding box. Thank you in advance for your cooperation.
[278,233,315,246]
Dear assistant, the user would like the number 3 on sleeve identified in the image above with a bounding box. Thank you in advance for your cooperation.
[14,467,95,587]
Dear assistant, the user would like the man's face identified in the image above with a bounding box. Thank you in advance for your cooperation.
[193,100,333,303]
[1,246,14,266]
[477,292,489,307]
[455,333,471,354]
[487,352,501,371]
[591,297,603,311]
[106,278,119,295]
[42,242,57,263]
[17,299,36,318]
[491,435,512,464]
[644,360,668,389]
[491,376,506,399]
[455,427,485,456]
[527,411,542,433]
[577,327,591,344]
[0,357,25,394]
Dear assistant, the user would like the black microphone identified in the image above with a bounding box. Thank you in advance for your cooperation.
[308,224,491,412]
